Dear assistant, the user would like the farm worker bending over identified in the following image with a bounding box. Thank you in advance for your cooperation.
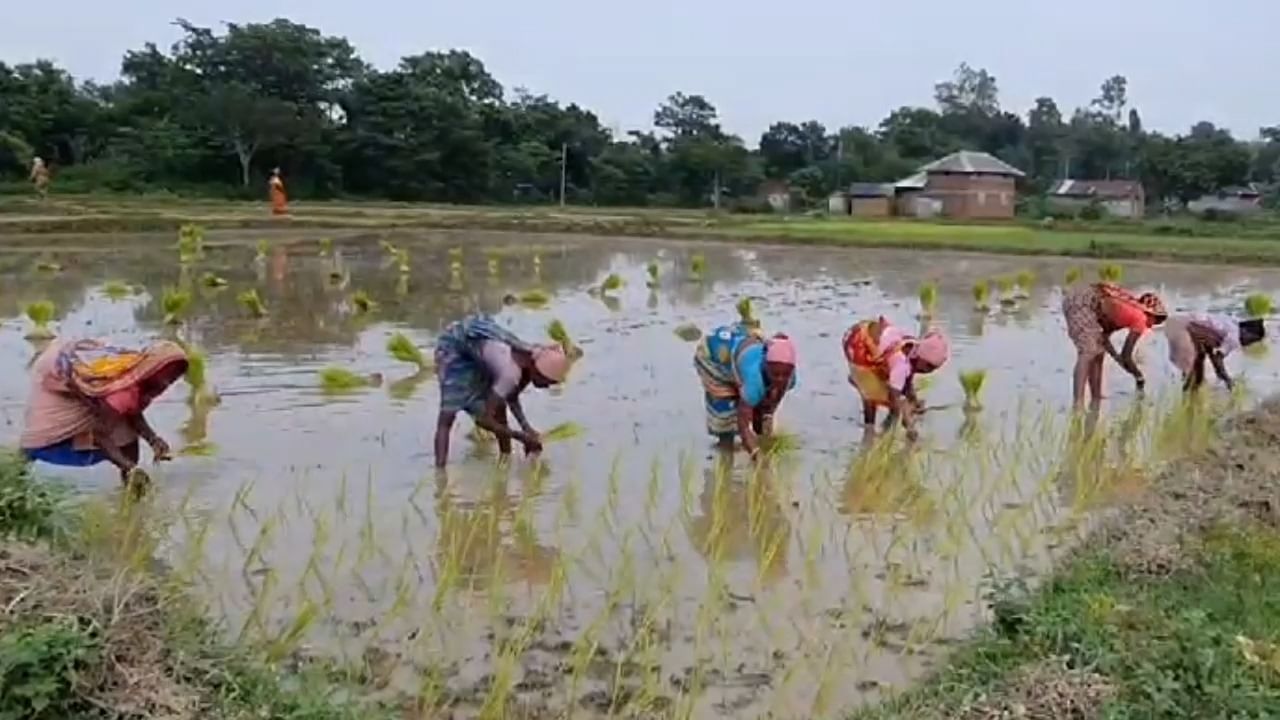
[433,314,569,467]
[1165,314,1264,392]
[1062,282,1167,408]
[694,322,798,458]
[843,317,949,439]
[20,339,188,484]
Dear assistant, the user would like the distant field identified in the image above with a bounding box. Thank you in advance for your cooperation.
[3,195,1279,266]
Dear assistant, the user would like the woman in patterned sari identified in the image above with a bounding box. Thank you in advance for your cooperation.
[433,314,570,468]
[694,323,797,458]
[843,317,949,439]
[20,339,188,484]
[1062,282,1167,407]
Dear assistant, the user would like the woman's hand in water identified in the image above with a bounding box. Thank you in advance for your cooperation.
[520,431,543,456]
[149,436,173,461]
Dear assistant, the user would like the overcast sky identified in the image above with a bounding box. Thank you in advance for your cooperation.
[5,0,1277,143]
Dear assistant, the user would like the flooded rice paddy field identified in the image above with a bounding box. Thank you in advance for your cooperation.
[3,231,1280,718]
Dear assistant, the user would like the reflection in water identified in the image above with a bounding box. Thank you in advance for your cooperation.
[685,455,791,587]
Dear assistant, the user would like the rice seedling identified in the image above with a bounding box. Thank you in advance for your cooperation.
[959,369,987,410]
[762,431,801,456]
[601,273,624,294]
[395,248,411,274]
[488,258,500,276]
[543,422,584,442]
[387,332,428,369]
[237,288,268,318]
[1064,266,1083,285]
[351,290,377,314]
[972,280,990,311]
[1244,293,1273,318]
[546,318,580,358]
[200,272,228,288]
[646,261,660,288]
[1098,262,1124,282]
[161,287,192,325]
[519,289,551,307]
[448,247,464,258]
[35,259,62,272]
[318,237,333,257]
[102,280,131,300]
[917,281,938,316]
[23,300,56,339]
[674,323,702,342]
[690,253,706,280]
[1014,269,1035,298]
[380,239,397,255]
[177,224,204,263]
[255,239,269,261]
[318,367,379,393]
[995,275,1016,305]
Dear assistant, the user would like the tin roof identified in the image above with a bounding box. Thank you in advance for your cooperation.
[846,182,893,197]
[918,150,1025,177]
[1049,179,1143,198]
[894,171,927,190]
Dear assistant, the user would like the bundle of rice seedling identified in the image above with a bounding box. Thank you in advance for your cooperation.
[762,431,802,456]
[1244,293,1274,318]
[547,319,573,352]
[237,288,268,318]
[488,258,500,276]
[318,367,378,392]
[35,259,62,272]
[185,347,208,391]
[23,301,56,339]
[380,239,398,256]
[674,323,703,342]
[177,224,204,263]
[352,290,377,314]
[918,281,938,316]
[318,237,333,257]
[387,332,428,369]
[690,253,706,279]
[542,422,584,442]
[1064,267,1083,285]
[161,287,192,325]
[201,272,228,288]
[1098,263,1124,283]
[972,280,990,310]
[395,248,411,274]
[519,289,550,307]
[601,273,624,293]
[736,297,759,328]
[103,280,131,300]
[995,275,1016,305]
[448,247,464,258]
[1014,269,1035,297]
[255,239,269,261]
[959,369,987,410]
[646,261,660,288]
[327,270,346,285]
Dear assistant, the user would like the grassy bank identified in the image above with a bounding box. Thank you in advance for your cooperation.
[0,454,395,720]
[4,195,1280,266]
[858,399,1280,719]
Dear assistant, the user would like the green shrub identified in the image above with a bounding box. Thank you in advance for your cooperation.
[0,454,67,541]
[0,618,98,720]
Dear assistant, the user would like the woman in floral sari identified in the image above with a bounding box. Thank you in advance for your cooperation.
[1062,282,1167,407]
[694,322,797,458]
[843,317,948,439]
[20,339,188,484]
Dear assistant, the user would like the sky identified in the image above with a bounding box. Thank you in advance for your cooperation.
[4,0,1277,144]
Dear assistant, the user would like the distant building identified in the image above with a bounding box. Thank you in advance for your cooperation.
[895,150,1024,220]
[1048,179,1145,219]
[1188,184,1264,216]
[829,183,894,217]
[757,180,792,213]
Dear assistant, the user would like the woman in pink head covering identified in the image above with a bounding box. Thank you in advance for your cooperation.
[433,315,571,467]
[694,322,798,459]
[843,318,949,438]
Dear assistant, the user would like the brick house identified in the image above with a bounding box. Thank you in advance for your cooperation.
[1048,179,1145,219]
[896,150,1024,219]
[830,183,894,217]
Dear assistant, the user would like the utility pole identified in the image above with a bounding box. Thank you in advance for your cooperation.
[559,142,567,207]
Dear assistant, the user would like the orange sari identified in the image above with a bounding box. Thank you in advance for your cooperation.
[269,176,288,215]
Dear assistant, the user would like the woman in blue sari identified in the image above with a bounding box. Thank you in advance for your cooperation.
[693,323,797,458]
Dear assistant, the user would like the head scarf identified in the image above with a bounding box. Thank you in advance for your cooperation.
[1138,292,1167,319]
[765,334,797,365]
[532,344,570,383]
[911,331,950,369]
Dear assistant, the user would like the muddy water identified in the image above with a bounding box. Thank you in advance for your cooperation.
[3,231,1280,718]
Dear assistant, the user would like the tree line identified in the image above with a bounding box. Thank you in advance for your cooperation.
[1,18,1277,210]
